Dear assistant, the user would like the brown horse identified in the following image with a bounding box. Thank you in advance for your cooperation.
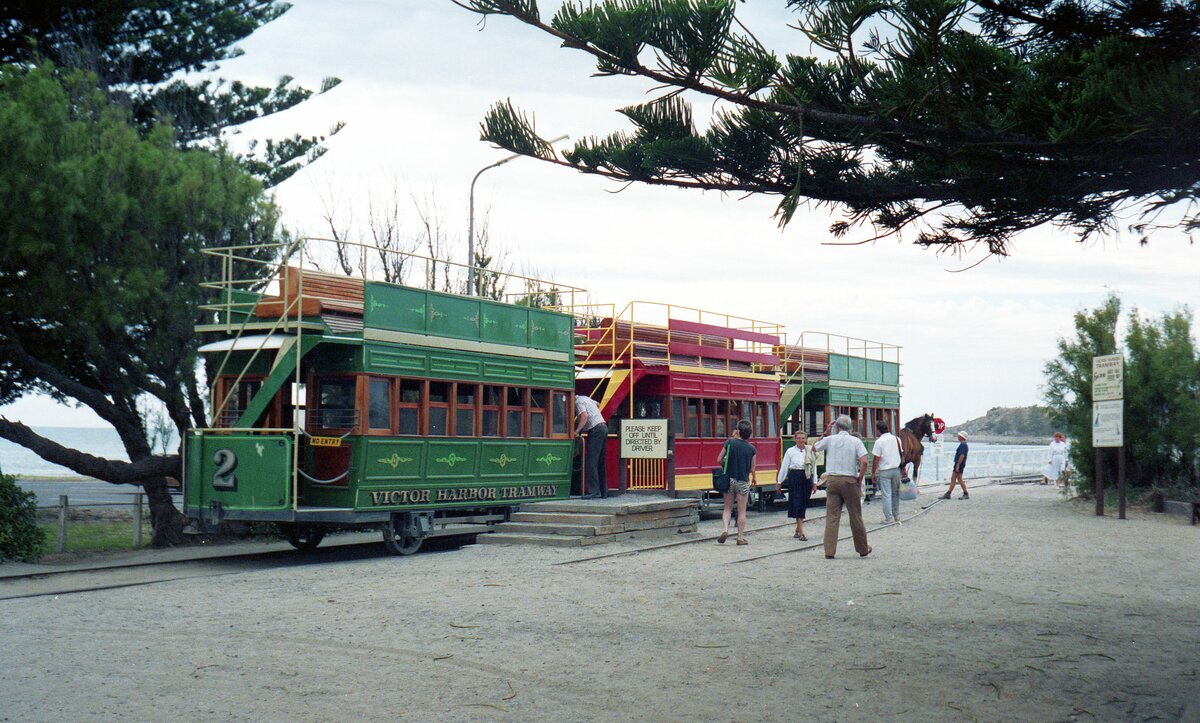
[898,413,937,483]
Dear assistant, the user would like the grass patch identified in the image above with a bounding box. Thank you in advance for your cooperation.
[38,519,149,556]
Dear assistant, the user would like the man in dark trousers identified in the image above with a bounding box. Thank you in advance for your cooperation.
[941,431,970,499]
[575,394,608,498]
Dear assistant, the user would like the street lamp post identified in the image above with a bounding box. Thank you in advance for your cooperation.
[467,134,568,296]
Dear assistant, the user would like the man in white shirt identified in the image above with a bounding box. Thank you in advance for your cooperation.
[574,394,608,498]
[814,414,871,559]
[871,420,904,524]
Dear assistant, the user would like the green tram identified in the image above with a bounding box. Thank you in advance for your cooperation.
[776,333,901,498]
[183,239,583,554]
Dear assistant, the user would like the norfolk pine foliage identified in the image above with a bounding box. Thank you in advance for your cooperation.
[457,0,1200,254]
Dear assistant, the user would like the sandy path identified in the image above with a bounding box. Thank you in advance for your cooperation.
[1,485,1197,721]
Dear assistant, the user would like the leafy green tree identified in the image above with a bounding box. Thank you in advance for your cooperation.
[0,0,341,184]
[0,470,42,563]
[1043,295,1200,499]
[0,64,280,544]
[456,0,1200,253]
[1043,295,1120,492]
[1124,309,1200,495]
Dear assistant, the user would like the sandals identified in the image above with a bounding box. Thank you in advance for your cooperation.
[860,546,873,558]
[798,534,808,541]
[717,531,728,544]
[736,538,748,546]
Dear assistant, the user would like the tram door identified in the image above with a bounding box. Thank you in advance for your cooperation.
[618,397,668,491]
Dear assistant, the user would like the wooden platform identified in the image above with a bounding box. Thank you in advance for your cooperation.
[478,495,699,547]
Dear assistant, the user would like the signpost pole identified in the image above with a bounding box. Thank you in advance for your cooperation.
[1118,445,1126,520]
[1095,449,1104,517]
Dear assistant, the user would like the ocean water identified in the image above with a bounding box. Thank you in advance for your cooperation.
[0,426,1053,482]
[0,427,177,479]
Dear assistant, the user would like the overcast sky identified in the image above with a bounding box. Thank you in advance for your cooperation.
[4,0,1198,429]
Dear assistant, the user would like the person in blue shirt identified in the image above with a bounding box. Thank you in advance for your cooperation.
[940,431,970,500]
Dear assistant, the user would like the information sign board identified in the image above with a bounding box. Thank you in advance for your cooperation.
[1092,354,1124,401]
[1092,400,1124,447]
[620,419,669,459]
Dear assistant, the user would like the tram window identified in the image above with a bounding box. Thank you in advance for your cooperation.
[767,403,778,437]
[429,381,450,436]
[456,383,478,437]
[529,389,547,437]
[219,378,261,427]
[701,399,714,437]
[686,399,699,437]
[398,379,422,435]
[714,400,728,438]
[753,402,765,438]
[671,399,685,436]
[316,377,356,429]
[741,401,753,429]
[505,387,525,437]
[368,378,392,431]
[551,391,569,435]
[482,385,503,437]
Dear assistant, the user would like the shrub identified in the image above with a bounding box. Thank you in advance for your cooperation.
[0,472,42,563]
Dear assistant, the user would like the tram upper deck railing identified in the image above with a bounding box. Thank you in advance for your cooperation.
[555,300,784,376]
[777,331,901,388]
[198,236,586,332]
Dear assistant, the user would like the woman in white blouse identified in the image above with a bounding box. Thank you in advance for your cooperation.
[1043,432,1070,487]
[778,430,817,540]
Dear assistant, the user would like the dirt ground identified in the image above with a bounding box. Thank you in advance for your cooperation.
[1,484,1198,721]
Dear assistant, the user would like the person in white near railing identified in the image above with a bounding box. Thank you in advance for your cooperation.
[1043,432,1070,487]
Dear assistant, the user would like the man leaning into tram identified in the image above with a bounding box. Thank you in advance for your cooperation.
[575,394,608,498]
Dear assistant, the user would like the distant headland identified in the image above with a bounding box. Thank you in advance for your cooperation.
[944,406,1057,445]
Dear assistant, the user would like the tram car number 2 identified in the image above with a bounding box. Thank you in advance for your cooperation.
[212,448,239,491]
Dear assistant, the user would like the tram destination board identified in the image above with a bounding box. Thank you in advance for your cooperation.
[1092,354,1124,401]
[620,419,668,459]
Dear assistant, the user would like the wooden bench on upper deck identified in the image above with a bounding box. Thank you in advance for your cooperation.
[254,266,365,319]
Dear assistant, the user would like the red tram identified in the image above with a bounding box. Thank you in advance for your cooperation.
[567,302,783,497]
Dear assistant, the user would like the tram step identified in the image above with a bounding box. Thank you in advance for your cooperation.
[520,499,696,516]
[478,524,699,547]
[510,509,697,525]
[496,513,700,537]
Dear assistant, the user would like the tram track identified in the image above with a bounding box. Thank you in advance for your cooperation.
[559,478,1004,565]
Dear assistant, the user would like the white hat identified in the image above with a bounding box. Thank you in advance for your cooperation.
[957,431,968,440]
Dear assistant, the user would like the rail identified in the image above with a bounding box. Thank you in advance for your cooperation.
[917,443,1052,483]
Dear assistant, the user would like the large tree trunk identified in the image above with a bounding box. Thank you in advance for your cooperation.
[142,475,186,546]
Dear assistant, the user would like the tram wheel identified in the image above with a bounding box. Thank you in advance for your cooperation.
[283,525,325,551]
[382,514,424,556]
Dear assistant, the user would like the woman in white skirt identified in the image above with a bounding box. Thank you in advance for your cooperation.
[1043,432,1069,487]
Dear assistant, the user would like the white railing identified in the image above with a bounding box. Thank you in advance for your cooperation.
[916,443,1050,482]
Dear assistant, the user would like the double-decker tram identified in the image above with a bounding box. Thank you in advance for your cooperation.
[565,301,784,500]
[776,333,902,498]
[183,238,584,554]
